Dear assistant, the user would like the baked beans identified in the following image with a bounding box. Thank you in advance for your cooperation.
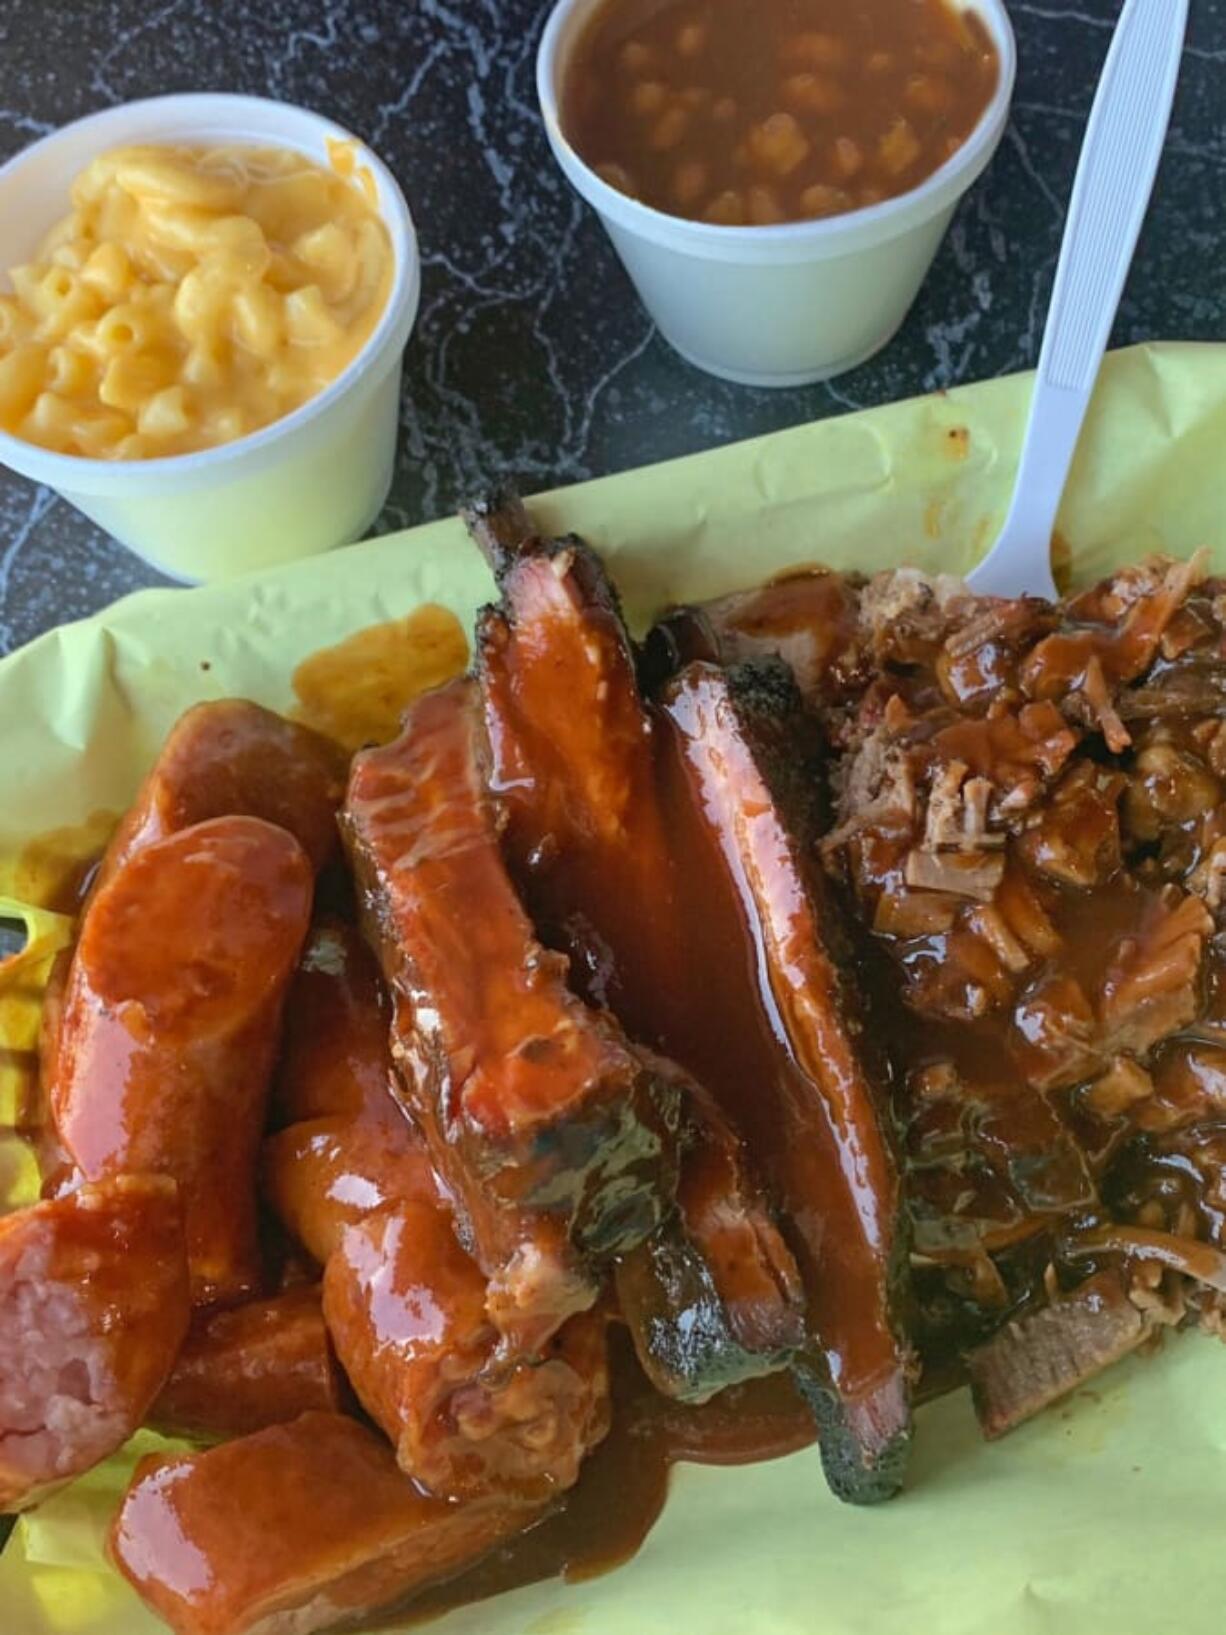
[562,0,1000,226]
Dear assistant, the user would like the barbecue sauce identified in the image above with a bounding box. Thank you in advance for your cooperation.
[0,811,115,917]
[480,543,909,1495]
[401,1329,816,1627]
[291,604,469,753]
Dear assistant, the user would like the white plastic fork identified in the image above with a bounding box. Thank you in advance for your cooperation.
[967,0,1190,600]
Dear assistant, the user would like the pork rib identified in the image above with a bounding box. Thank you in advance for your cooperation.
[266,898,613,1502]
[472,515,683,1024]
[469,498,807,1406]
[656,659,913,1502]
[340,679,679,1305]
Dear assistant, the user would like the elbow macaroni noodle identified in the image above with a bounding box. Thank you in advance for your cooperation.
[0,142,393,458]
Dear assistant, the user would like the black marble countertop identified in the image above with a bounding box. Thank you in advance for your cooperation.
[0,0,1223,661]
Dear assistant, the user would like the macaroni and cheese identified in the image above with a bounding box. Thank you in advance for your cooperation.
[0,142,393,459]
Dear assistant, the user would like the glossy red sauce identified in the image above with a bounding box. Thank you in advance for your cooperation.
[404,1329,816,1624]
[479,546,908,1494]
[652,675,904,1419]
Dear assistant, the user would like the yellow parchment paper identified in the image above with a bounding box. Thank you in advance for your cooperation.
[3,340,1226,1635]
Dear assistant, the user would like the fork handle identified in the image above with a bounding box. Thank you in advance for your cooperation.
[1041,0,1189,396]
[969,0,1189,599]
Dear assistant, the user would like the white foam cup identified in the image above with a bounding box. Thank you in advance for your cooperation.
[537,1,1016,387]
[0,94,420,581]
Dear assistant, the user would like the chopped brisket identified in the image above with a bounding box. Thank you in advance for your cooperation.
[967,1269,1150,1438]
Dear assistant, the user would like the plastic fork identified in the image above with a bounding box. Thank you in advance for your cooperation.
[966,0,1190,601]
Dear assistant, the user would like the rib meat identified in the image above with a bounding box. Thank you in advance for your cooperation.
[0,1175,189,1512]
[471,506,683,1024]
[111,1412,544,1635]
[340,677,680,1335]
[656,660,912,1502]
[470,498,807,1406]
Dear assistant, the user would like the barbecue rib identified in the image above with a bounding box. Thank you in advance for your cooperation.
[341,676,680,1342]
[470,498,684,1026]
[469,494,808,1406]
[656,659,913,1502]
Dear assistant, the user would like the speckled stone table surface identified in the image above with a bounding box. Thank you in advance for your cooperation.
[0,0,1223,660]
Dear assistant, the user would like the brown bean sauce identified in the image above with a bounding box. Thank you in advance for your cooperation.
[562,0,999,225]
